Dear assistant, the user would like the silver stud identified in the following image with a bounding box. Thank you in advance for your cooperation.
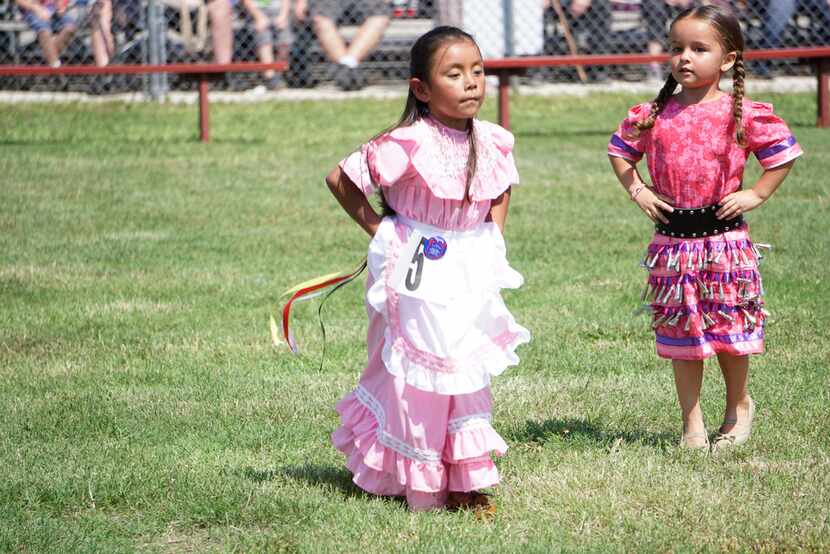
[692,233,697,237]
[680,233,685,238]
[702,231,707,236]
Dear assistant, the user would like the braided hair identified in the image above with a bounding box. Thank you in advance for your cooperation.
[633,5,746,145]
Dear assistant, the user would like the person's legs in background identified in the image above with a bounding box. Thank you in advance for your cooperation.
[754,0,795,77]
[208,0,233,63]
[644,0,673,81]
[89,0,114,66]
[246,2,280,88]
[310,0,390,90]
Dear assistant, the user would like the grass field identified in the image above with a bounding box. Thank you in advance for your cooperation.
[1,91,828,553]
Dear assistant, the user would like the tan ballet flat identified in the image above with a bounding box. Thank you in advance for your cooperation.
[712,397,755,452]
[679,425,710,450]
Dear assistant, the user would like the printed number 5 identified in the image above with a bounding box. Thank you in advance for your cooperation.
[405,239,426,291]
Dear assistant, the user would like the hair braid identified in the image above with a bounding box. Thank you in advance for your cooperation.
[633,74,678,135]
[732,51,746,146]
[464,122,478,202]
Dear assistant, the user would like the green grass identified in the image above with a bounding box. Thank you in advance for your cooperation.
[1,91,828,553]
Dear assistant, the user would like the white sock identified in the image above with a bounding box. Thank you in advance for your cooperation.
[338,55,358,68]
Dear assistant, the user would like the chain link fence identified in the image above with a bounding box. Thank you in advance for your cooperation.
[1,0,829,94]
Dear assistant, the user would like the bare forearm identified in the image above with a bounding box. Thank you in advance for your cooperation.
[609,155,646,194]
[325,166,382,237]
[752,160,794,202]
[487,187,511,233]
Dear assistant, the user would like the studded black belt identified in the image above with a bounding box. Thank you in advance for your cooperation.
[655,204,744,238]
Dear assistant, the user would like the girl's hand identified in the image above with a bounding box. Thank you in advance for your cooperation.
[716,190,764,220]
[635,187,674,224]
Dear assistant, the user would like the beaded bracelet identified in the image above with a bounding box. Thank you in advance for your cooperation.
[629,183,646,201]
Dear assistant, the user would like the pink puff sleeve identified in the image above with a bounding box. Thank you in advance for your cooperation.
[487,122,520,187]
[607,103,649,162]
[338,133,413,197]
[745,101,803,170]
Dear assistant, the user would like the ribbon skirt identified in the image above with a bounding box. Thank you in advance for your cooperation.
[642,225,767,360]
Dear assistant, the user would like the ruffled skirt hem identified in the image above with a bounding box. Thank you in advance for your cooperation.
[332,389,506,510]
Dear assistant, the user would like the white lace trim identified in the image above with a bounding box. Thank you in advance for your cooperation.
[353,385,443,464]
[447,413,492,434]
[422,118,504,200]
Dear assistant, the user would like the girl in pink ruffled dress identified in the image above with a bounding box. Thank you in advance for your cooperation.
[608,6,801,452]
[324,26,530,512]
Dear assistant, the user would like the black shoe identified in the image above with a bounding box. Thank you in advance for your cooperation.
[336,65,366,91]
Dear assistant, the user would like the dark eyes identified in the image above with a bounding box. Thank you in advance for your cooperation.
[670,46,709,53]
[447,68,484,78]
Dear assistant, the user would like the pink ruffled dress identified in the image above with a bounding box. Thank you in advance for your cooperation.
[331,116,531,510]
[608,95,802,360]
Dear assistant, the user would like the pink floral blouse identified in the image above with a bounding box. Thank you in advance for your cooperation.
[608,95,803,208]
[340,116,520,231]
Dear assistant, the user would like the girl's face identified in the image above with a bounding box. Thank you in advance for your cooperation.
[411,39,485,131]
[668,17,735,92]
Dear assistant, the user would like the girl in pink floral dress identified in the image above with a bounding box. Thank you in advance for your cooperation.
[608,6,801,451]
[324,26,530,511]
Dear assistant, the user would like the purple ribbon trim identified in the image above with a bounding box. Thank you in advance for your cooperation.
[610,134,642,158]
[755,136,797,160]
[656,329,765,347]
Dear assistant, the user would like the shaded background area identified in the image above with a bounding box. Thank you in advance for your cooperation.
[1,0,829,95]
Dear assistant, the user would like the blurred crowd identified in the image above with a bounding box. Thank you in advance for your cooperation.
[2,0,829,93]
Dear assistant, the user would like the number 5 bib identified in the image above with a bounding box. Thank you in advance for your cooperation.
[389,229,458,305]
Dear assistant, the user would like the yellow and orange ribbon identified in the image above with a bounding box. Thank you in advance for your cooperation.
[272,258,367,354]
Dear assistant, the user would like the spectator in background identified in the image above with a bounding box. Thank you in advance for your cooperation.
[544,0,611,80]
[643,0,696,81]
[296,0,392,90]
[244,0,294,89]
[84,0,114,66]
[207,0,233,63]
[753,0,830,77]
[16,0,113,67]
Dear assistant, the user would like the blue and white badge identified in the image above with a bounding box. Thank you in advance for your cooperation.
[423,236,447,260]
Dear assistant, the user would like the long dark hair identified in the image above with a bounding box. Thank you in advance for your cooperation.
[634,5,746,145]
[376,26,482,214]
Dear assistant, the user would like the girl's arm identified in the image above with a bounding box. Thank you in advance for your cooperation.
[487,187,511,233]
[716,160,796,220]
[325,166,382,237]
[608,155,674,224]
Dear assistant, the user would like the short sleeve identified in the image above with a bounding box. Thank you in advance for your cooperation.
[745,101,803,169]
[607,103,649,162]
[338,135,412,197]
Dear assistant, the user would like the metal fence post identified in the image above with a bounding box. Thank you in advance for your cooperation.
[147,0,168,100]
[502,0,514,58]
